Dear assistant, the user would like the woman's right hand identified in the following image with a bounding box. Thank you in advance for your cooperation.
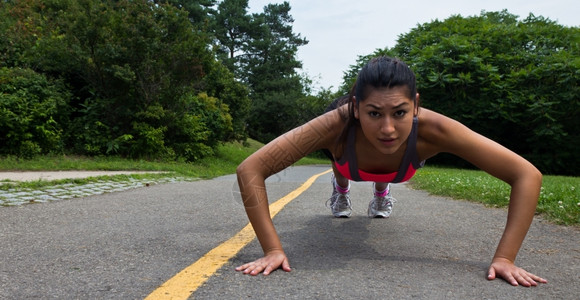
[235,250,291,276]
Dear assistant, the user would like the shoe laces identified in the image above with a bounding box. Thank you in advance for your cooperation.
[372,183,396,206]
[372,194,396,210]
[326,192,352,210]
[327,174,352,209]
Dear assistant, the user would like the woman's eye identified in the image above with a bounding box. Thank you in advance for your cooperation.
[369,111,381,118]
[394,110,407,118]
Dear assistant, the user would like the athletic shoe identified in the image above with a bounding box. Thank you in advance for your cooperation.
[326,174,352,218]
[368,183,396,218]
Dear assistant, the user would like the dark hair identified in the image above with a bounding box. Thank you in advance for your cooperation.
[335,56,418,156]
[353,56,416,104]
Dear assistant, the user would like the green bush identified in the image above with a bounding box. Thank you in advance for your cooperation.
[166,92,233,162]
[68,92,233,162]
[343,11,580,175]
[0,67,70,157]
[202,60,251,141]
[395,12,580,175]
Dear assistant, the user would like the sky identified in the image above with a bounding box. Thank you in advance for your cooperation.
[248,0,579,92]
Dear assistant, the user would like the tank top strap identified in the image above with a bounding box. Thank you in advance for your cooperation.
[335,116,423,183]
[392,116,422,183]
[335,125,362,181]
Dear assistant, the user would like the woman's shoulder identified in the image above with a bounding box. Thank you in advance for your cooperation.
[415,108,469,159]
[417,108,464,137]
[417,108,446,137]
[307,105,347,134]
[283,106,346,149]
[241,106,346,176]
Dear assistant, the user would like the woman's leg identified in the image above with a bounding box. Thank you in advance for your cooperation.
[368,182,394,218]
[374,182,388,192]
[332,163,350,189]
[328,163,352,217]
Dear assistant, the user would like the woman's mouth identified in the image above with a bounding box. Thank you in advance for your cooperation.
[379,138,396,147]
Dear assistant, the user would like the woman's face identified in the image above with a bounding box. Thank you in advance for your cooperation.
[354,86,418,155]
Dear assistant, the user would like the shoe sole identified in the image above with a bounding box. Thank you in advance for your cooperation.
[368,210,391,218]
[333,212,351,218]
[370,214,390,218]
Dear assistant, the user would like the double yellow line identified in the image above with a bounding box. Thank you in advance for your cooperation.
[145,168,331,299]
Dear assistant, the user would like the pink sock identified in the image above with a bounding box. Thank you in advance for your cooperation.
[374,186,389,197]
[335,181,350,194]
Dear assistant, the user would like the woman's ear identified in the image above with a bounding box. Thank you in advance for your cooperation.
[352,96,359,119]
[414,93,420,116]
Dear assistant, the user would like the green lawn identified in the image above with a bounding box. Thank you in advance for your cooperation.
[410,166,580,226]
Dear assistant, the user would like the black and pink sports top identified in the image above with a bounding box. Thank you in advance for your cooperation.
[333,117,425,183]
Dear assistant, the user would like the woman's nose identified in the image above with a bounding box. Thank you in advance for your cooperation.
[380,117,395,134]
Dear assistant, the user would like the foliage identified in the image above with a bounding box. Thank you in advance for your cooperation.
[165,92,233,161]
[202,59,251,141]
[398,11,580,175]
[343,11,580,175]
[0,0,237,161]
[0,0,314,157]
[212,0,253,72]
[154,0,217,30]
[3,0,578,177]
[212,0,310,142]
[246,89,300,142]
[295,86,337,123]
[0,67,71,157]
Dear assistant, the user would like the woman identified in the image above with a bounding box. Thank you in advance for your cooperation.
[235,56,546,287]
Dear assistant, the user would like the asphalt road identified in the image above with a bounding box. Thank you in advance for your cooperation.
[1,165,579,299]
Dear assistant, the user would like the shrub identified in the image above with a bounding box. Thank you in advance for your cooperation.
[0,67,70,157]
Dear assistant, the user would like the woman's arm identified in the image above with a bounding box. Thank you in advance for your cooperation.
[235,109,343,275]
[418,109,547,286]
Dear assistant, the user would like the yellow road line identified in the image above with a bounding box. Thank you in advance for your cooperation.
[145,168,332,300]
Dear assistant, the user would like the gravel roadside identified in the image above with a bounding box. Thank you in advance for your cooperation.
[0,171,189,206]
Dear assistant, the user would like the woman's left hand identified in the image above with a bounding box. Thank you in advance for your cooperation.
[487,257,547,287]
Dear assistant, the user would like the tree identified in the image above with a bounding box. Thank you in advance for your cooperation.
[211,1,311,142]
[212,0,252,73]
[202,58,251,141]
[1,0,314,159]
[244,2,309,141]
[62,0,220,158]
[154,0,217,29]
[389,10,580,175]
[1,0,235,161]
[155,0,252,142]
[243,3,308,92]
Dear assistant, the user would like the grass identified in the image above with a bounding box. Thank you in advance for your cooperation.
[410,166,580,226]
[0,139,328,190]
[1,141,577,226]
